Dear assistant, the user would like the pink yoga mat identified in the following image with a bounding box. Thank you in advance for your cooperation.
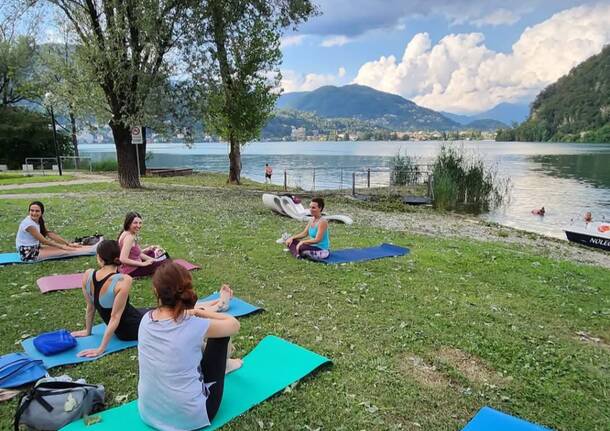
[37,259,201,293]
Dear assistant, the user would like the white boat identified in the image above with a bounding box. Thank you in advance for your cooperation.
[564,222,610,252]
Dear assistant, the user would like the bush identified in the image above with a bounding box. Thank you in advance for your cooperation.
[0,107,72,169]
[91,159,118,171]
[390,152,419,186]
[432,145,509,213]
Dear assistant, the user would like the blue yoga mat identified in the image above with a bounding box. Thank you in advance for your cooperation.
[463,407,552,431]
[320,243,409,264]
[22,324,137,369]
[0,250,96,265]
[199,293,263,317]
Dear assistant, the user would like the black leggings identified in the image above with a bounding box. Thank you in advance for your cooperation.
[203,337,230,421]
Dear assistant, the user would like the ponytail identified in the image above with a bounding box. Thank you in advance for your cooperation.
[152,261,197,321]
[29,201,48,237]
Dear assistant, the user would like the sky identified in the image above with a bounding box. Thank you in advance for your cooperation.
[280,0,610,114]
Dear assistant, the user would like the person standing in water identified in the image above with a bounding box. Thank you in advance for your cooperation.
[264,163,273,184]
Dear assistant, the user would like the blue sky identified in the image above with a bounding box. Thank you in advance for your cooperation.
[279,0,610,113]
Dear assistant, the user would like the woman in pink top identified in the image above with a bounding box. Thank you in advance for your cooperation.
[118,212,167,277]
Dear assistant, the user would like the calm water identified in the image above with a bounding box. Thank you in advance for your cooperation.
[80,141,610,239]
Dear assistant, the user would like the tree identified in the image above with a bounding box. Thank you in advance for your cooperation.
[41,0,194,188]
[0,106,71,169]
[0,36,38,107]
[188,0,316,184]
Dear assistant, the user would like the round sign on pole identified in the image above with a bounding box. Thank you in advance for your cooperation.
[131,126,143,145]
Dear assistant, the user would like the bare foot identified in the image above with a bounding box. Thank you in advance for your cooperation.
[225,358,243,375]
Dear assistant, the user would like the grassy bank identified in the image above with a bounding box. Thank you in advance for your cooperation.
[0,173,75,186]
[0,180,608,430]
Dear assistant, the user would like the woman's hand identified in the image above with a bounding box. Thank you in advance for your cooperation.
[142,259,154,267]
[285,237,294,247]
[77,347,105,358]
[71,329,90,338]
[69,242,83,248]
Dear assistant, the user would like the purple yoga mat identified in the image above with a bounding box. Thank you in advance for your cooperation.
[37,259,201,293]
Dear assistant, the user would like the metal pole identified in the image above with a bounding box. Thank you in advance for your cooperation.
[367,168,370,188]
[352,172,356,196]
[284,169,287,191]
[135,143,141,181]
[49,106,63,176]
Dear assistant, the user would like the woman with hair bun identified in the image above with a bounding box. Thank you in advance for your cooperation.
[15,201,95,262]
[72,239,147,358]
[138,261,242,431]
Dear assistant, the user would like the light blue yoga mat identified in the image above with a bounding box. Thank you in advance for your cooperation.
[199,293,263,317]
[22,324,137,369]
[320,243,409,264]
[463,407,552,431]
[0,249,96,265]
[61,335,331,430]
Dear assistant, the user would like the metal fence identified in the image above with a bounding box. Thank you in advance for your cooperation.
[279,164,433,197]
[24,156,92,174]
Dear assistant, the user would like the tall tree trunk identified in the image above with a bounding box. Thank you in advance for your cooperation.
[228,134,241,184]
[69,109,79,169]
[110,121,141,188]
[137,126,147,176]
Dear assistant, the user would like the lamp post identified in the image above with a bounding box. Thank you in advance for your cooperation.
[44,92,63,176]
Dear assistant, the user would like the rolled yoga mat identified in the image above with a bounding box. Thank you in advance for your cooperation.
[21,324,137,369]
[319,243,409,264]
[60,335,331,431]
[36,259,201,293]
[0,249,97,266]
[463,407,552,431]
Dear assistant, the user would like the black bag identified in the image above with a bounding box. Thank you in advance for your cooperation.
[14,376,105,431]
[74,234,103,246]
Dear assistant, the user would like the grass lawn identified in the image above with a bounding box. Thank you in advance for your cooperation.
[0,173,75,185]
[0,180,608,430]
[0,182,121,195]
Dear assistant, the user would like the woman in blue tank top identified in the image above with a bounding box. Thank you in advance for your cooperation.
[285,197,330,261]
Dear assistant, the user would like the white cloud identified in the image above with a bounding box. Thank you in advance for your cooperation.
[281,67,348,92]
[281,35,305,48]
[471,9,520,27]
[353,3,610,113]
[320,35,352,47]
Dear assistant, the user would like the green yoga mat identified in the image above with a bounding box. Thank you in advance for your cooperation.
[61,335,331,430]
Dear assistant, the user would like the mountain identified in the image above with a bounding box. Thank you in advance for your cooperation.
[277,84,459,130]
[497,45,610,143]
[442,103,529,126]
[463,119,509,131]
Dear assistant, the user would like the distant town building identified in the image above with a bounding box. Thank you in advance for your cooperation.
[291,126,306,140]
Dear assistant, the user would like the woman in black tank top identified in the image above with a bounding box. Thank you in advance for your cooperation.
[72,240,148,358]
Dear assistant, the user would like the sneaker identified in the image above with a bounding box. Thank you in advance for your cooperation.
[276,232,291,244]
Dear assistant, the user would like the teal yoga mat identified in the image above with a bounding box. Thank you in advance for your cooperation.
[463,407,552,431]
[61,335,331,430]
[0,250,96,265]
[22,324,137,369]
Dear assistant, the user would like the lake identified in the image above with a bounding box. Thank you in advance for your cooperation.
[80,141,610,240]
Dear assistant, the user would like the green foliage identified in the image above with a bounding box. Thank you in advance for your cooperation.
[497,45,610,143]
[432,145,509,213]
[390,152,420,186]
[0,106,71,169]
[91,159,118,172]
[0,36,38,106]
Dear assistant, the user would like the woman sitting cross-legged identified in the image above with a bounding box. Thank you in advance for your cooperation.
[118,211,167,277]
[15,201,97,262]
[285,197,330,261]
[138,261,242,431]
[72,239,147,358]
